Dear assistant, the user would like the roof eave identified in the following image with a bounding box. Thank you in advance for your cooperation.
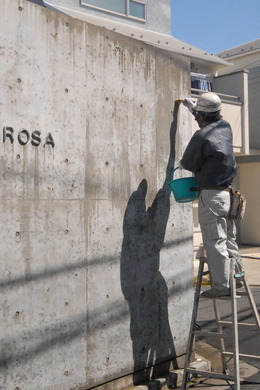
[43,1,229,67]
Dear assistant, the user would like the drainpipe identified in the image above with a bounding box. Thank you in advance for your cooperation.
[241,70,249,155]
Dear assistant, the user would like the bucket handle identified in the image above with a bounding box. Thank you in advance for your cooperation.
[173,166,182,179]
[173,166,180,177]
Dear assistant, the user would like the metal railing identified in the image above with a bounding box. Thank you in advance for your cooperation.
[191,88,241,103]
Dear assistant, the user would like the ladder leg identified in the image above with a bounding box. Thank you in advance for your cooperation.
[181,257,205,390]
[181,257,259,390]
[213,299,229,374]
[231,260,240,390]
[242,275,260,329]
[234,256,260,329]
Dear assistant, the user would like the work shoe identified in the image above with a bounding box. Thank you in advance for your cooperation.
[201,287,231,298]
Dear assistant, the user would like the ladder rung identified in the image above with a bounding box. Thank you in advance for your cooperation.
[217,320,258,329]
[237,291,252,296]
[186,367,236,381]
[223,351,260,360]
[193,330,226,338]
[215,295,241,300]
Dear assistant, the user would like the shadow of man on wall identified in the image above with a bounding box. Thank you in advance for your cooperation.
[120,103,180,384]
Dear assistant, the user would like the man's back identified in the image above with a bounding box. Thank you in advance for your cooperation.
[181,119,237,188]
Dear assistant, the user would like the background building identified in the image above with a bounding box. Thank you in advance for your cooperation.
[217,40,260,245]
[30,0,172,34]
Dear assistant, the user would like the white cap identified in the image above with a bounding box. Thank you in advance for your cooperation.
[193,92,222,113]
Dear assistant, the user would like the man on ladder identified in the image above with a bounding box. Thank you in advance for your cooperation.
[177,93,259,390]
[179,92,243,298]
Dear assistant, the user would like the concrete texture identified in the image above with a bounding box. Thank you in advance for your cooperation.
[0,1,195,389]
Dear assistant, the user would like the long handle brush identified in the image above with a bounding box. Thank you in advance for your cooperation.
[175,99,184,104]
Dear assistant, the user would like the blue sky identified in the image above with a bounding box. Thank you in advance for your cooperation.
[171,0,260,54]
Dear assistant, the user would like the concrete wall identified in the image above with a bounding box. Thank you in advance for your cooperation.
[0,1,194,389]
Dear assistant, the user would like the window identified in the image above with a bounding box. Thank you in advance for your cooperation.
[129,1,145,19]
[81,0,146,20]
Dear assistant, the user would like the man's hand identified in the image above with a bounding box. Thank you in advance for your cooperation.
[183,98,196,113]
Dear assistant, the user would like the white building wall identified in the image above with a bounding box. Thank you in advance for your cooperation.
[40,0,172,35]
[237,160,260,244]
[248,66,260,150]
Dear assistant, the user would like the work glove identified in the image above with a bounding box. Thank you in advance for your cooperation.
[183,98,196,113]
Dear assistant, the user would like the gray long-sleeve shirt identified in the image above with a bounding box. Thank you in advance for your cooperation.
[180,119,237,188]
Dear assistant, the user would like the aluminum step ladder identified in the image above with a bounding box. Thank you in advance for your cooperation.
[181,257,260,390]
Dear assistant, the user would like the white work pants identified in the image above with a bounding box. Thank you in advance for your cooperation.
[198,189,240,289]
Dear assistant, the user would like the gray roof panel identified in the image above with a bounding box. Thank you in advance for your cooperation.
[217,39,260,59]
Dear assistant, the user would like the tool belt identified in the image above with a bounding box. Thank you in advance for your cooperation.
[202,186,230,191]
[229,186,246,220]
[199,186,246,220]
[191,186,231,192]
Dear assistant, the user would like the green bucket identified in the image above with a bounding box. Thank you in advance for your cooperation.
[169,167,199,203]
